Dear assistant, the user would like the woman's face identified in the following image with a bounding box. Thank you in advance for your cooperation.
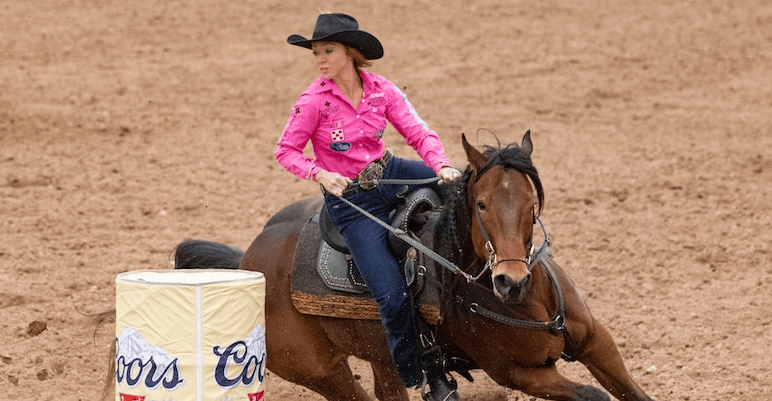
[311,41,353,81]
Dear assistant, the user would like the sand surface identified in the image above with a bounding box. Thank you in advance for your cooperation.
[1,1,771,400]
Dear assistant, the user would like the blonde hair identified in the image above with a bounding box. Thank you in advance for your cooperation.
[346,46,372,70]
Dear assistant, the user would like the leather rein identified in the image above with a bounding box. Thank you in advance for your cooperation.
[460,185,576,357]
[463,217,569,333]
[337,178,576,358]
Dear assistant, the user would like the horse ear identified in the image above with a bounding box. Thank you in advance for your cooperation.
[462,133,487,171]
[520,130,533,156]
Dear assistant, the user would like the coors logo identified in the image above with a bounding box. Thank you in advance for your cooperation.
[213,324,267,388]
[115,327,184,390]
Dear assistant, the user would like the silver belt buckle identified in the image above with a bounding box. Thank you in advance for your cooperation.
[358,163,384,190]
[357,149,393,190]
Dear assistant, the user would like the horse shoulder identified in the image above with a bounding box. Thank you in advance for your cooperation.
[544,257,596,344]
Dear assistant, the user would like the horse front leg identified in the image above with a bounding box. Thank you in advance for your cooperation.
[578,320,655,401]
[501,364,610,401]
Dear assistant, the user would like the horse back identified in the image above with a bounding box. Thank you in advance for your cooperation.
[263,197,325,234]
[240,198,324,296]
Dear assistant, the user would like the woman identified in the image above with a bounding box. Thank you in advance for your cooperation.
[275,13,462,401]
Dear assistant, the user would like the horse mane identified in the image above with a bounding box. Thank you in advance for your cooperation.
[435,140,544,277]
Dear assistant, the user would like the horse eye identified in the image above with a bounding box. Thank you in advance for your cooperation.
[476,201,486,211]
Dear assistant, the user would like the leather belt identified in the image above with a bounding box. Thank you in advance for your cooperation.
[356,148,393,190]
[333,149,394,195]
[322,149,394,196]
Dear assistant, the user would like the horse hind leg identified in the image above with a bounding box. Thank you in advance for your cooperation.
[371,360,410,401]
[295,356,373,401]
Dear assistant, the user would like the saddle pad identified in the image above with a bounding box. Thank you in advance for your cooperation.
[290,208,442,324]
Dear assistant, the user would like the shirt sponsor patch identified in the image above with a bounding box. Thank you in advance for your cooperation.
[321,104,340,115]
[330,142,351,152]
[331,129,344,142]
[368,98,386,107]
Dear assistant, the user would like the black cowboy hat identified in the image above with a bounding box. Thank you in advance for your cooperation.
[287,13,384,60]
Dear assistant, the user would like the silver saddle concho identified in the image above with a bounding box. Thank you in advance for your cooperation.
[316,187,442,294]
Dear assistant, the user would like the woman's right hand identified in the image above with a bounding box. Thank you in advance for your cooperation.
[314,169,353,197]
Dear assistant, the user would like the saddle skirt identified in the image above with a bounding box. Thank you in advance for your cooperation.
[290,188,444,324]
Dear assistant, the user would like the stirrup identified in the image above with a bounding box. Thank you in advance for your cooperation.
[418,333,459,401]
[419,371,460,401]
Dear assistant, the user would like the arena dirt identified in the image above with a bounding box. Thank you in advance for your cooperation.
[1,1,771,400]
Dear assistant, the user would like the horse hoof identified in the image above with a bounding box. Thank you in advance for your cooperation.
[576,385,610,401]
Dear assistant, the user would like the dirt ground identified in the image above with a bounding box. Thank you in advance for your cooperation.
[2,0,771,400]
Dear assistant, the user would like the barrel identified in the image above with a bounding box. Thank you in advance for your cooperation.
[114,269,266,401]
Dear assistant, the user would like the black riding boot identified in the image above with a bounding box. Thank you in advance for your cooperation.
[419,329,461,401]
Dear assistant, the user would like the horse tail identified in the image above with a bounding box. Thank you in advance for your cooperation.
[173,239,244,270]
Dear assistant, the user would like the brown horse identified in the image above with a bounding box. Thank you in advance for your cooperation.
[99,132,655,401]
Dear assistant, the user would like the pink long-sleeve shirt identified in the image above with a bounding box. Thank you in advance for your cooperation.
[275,71,452,180]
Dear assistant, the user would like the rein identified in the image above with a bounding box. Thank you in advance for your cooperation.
[457,243,579,361]
[334,178,473,281]
[337,177,575,357]
[462,234,564,331]
[339,177,550,283]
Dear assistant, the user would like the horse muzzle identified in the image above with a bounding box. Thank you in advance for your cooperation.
[492,272,532,305]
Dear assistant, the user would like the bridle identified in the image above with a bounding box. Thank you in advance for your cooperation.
[452,169,578,360]
[461,210,578,360]
[466,161,547,282]
[335,175,577,360]
[470,202,543,282]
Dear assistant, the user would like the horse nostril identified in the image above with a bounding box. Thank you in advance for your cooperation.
[517,273,532,289]
[493,274,515,296]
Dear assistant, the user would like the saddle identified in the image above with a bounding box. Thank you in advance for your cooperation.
[290,188,445,324]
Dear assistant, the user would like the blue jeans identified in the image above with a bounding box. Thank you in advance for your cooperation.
[324,157,438,387]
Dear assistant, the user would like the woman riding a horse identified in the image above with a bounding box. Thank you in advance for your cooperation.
[275,12,463,401]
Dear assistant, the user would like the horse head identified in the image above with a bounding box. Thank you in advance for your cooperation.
[460,131,544,304]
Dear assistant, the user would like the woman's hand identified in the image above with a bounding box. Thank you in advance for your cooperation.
[438,167,462,185]
[314,169,353,197]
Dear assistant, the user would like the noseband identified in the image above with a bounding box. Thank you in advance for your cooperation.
[470,202,550,283]
[459,216,578,360]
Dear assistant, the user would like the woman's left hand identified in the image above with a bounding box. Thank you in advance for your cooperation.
[438,167,462,185]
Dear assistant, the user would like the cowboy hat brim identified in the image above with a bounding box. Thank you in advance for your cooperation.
[287,30,384,60]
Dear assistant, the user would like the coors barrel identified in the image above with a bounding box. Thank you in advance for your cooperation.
[115,269,266,401]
